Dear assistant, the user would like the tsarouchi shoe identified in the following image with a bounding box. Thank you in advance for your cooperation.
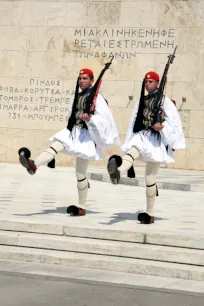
[18,147,37,175]
[107,156,121,184]
[67,205,86,216]
[138,212,154,224]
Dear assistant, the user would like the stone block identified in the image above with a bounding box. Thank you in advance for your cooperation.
[63,226,145,243]
[197,1,204,26]
[44,52,64,78]
[119,177,139,186]
[13,2,85,27]
[167,148,187,170]
[178,111,190,138]
[8,232,204,266]
[195,54,204,81]
[0,128,25,163]
[84,2,121,26]
[120,2,158,27]
[0,0,202,170]
[48,2,85,27]
[176,28,198,54]
[0,245,188,280]
[10,51,45,78]
[172,82,204,111]
[101,80,135,107]
[38,250,192,280]
[13,2,48,26]
[189,266,204,281]
[89,173,103,182]
[196,27,204,53]
[0,26,30,52]
[158,1,197,27]
[183,138,204,170]
[154,54,197,82]
[164,81,173,100]
[0,2,13,25]
[29,27,65,54]
[121,243,204,266]
[0,76,71,132]
[146,233,204,250]
[115,55,155,81]
[0,51,10,76]
[0,220,63,235]
[110,107,133,134]
[189,111,204,138]
[0,128,64,163]
[73,57,117,81]
[0,231,18,246]
[162,182,191,192]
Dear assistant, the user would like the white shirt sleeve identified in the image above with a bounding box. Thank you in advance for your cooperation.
[86,94,120,148]
[160,97,186,150]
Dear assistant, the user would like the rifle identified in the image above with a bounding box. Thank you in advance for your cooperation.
[84,56,114,115]
[154,46,177,124]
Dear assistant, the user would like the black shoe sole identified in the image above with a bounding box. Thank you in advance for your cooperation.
[107,158,119,184]
[19,155,35,175]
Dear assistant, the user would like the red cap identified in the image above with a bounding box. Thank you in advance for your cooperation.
[79,68,94,77]
[145,71,159,81]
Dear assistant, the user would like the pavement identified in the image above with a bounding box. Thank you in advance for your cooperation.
[1,260,204,295]
[0,162,204,291]
[88,165,204,192]
[0,162,203,236]
[0,271,203,306]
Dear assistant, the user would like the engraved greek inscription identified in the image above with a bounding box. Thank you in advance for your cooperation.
[72,27,177,58]
[0,78,72,124]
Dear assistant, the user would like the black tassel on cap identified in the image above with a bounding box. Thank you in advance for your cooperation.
[67,77,80,131]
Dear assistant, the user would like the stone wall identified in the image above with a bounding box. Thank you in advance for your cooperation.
[0,0,203,170]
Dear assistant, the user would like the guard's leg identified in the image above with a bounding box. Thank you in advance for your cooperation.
[19,141,64,175]
[138,162,160,224]
[34,141,64,168]
[107,147,139,184]
[67,158,89,216]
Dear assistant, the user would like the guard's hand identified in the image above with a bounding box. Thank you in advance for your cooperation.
[80,113,90,121]
[154,123,164,131]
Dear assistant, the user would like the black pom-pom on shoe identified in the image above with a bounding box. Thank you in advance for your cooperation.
[18,147,31,159]
[108,155,122,167]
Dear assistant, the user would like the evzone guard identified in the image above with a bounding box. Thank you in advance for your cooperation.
[107,47,186,224]
[18,58,120,216]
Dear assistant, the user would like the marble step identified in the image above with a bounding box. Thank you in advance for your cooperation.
[0,245,204,281]
[0,219,204,249]
[0,231,203,266]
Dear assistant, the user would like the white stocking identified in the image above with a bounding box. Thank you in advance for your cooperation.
[34,141,65,168]
[145,162,160,216]
[75,158,89,209]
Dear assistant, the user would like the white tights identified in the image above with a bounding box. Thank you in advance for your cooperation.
[34,141,89,208]
[118,147,160,216]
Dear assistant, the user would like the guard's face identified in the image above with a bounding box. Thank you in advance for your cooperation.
[145,79,159,93]
[79,74,94,91]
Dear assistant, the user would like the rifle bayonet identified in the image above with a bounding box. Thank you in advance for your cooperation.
[168,46,177,64]
[105,56,114,69]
